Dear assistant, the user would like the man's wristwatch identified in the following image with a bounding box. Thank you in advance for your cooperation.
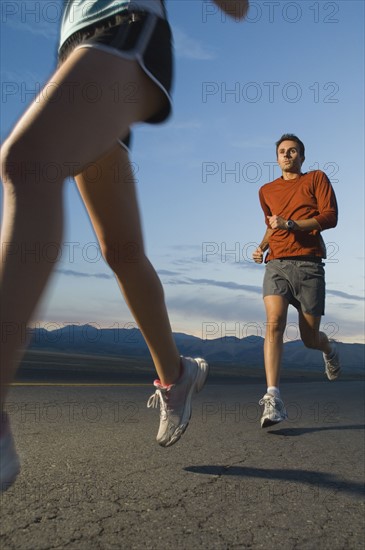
[286,219,295,230]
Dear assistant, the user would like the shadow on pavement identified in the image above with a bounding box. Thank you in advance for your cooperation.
[267,423,364,436]
[185,464,365,498]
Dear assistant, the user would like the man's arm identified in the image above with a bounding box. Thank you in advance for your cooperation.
[212,0,250,19]
[312,171,338,230]
[264,172,338,233]
[252,227,273,263]
[266,215,321,232]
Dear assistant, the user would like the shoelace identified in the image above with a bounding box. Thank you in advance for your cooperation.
[147,389,169,420]
[260,395,288,422]
[259,395,274,408]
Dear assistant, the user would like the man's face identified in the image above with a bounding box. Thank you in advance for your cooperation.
[277,140,304,174]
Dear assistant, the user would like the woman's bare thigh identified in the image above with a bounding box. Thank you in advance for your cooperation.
[3,47,164,177]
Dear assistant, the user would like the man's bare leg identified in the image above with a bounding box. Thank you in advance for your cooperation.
[263,295,289,388]
[298,311,332,354]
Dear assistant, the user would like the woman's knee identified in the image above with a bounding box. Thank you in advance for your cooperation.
[101,238,145,272]
[102,239,164,297]
[1,134,65,190]
[0,137,19,186]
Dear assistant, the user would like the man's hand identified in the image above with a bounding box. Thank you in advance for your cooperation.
[212,0,250,20]
[267,215,287,230]
[252,246,264,264]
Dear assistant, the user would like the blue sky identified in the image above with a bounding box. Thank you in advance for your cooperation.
[1,0,364,343]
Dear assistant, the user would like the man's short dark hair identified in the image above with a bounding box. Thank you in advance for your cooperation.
[276,134,305,160]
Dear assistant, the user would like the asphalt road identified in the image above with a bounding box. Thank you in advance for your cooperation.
[1,380,364,549]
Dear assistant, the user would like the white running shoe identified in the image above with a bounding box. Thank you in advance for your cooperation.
[147,357,209,447]
[323,342,341,380]
[0,413,20,493]
[259,393,288,428]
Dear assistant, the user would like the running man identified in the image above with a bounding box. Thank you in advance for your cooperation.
[0,0,250,491]
[253,134,340,428]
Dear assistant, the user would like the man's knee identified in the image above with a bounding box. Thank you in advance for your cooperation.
[301,331,320,349]
[265,317,286,341]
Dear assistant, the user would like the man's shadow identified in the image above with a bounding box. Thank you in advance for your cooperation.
[185,424,365,499]
[266,423,364,437]
[185,465,364,499]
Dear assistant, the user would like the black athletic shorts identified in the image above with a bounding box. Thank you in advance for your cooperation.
[58,11,174,152]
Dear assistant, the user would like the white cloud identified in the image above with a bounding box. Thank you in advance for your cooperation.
[4,10,59,41]
[1,69,44,87]
[173,27,216,60]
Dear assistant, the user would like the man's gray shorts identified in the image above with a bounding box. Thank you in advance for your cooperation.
[263,259,325,316]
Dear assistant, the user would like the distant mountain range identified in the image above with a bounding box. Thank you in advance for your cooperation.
[28,325,364,374]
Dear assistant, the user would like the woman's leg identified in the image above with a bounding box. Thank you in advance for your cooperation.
[0,46,166,406]
[74,146,180,385]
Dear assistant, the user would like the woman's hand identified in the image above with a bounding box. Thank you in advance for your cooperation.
[213,0,250,20]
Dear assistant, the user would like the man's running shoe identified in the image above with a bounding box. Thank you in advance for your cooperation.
[259,393,288,428]
[323,342,341,380]
[0,413,20,493]
[147,357,209,447]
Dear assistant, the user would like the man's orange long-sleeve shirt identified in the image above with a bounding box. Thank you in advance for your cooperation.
[259,170,338,261]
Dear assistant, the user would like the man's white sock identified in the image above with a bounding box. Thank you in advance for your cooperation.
[267,386,280,398]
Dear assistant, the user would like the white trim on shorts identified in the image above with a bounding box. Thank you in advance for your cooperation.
[73,43,172,103]
[69,13,172,151]
[72,43,172,151]
[117,137,131,154]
